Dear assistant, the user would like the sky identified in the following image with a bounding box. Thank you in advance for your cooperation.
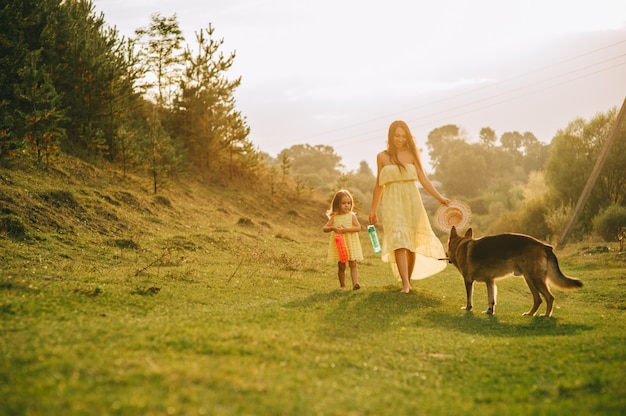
[92,0,626,172]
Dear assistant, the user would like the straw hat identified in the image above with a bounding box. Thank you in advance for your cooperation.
[434,200,472,233]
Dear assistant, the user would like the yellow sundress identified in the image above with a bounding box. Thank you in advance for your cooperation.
[378,164,446,279]
[326,213,364,263]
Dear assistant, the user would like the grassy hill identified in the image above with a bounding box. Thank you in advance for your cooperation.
[1,157,625,415]
[0,156,329,265]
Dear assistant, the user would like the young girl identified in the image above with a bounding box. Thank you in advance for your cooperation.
[323,189,364,290]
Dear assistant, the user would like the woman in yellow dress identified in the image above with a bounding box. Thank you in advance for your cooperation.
[369,120,450,293]
[324,189,364,290]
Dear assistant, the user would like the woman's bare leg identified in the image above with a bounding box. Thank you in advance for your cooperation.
[407,250,416,279]
[394,248,412,293]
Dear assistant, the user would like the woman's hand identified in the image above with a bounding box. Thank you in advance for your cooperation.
[369,212,378,225]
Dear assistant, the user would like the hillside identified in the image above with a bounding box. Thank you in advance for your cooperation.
[2,157,626,415]
[0,156,332,279]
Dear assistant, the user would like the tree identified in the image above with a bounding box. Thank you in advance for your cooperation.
[277,144,343,192]
[344,161,375,214]
[223,111,253,179]
[34,0,140,162]
[479,127,497,148]
[0,0,60,161]
[135,13,184,108]
[426,124,462,171]
[15,51,66,168]
[279,152,292,182]
[426,125,492,198]
[545,107,626,234]
[172,24,249,177]
[592,108,626,206]
[439,144,489,198]
[500,131,524,163]
[141,103,180,194]
[520,132,550,173]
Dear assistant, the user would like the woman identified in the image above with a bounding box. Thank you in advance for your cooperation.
[369,120,450,293]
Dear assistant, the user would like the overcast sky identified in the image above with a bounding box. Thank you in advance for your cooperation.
[92,0,626,172]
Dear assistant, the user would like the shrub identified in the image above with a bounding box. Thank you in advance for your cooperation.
[545,204,572,240]
[593,204,626,242]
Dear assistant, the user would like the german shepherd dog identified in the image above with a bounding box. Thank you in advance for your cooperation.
[446,226,583,317]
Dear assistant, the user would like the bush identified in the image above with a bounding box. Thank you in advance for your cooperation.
[487,198,550,239]
[593,204,626,242]
[545,204,572,240]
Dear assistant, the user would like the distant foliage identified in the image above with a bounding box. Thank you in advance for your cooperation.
[426,124,548,199]
[417,110,626,242]
[593,205,626,242]
[544,204,572,241]
[545,108,626,234]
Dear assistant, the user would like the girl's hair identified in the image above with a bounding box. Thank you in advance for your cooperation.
[326,189,354,218]
[386,120,423,171]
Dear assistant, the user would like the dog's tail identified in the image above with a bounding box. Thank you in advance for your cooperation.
[545,246,583,289]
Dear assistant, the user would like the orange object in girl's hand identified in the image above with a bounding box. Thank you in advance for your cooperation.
[335,234,349,263]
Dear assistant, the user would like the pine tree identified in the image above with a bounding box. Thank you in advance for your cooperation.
[15,51,66,168]
[173,24,251,177]
[0,0,58,161]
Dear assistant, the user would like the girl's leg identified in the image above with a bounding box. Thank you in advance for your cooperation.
[348,260,360,290]
[394,248,412,293]
[338,262,347,289]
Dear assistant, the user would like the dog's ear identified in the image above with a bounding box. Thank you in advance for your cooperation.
[450,226,457,237]
[464,228,473,237]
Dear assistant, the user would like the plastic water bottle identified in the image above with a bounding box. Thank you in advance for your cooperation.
[368,225,382,254]
[335,234,349,263]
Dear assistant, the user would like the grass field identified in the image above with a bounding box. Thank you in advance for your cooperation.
[1,160,625,415]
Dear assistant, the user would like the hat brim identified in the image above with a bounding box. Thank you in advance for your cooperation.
[434,200,471,233]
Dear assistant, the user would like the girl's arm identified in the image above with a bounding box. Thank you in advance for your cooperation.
[323,216,336,233]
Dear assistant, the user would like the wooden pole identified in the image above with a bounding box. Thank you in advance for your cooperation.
[556,97,626,250]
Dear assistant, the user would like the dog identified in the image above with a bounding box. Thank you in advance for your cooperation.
[446,226,582,317]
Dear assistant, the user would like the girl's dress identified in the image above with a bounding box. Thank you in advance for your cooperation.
[378,164,446,279]
[327,213,364,263]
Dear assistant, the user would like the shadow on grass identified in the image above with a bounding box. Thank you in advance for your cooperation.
[285,287,593,339]
[422,311,594,337]
[285,286,444,338]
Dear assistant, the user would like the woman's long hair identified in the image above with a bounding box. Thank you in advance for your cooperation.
[386,120,423,171]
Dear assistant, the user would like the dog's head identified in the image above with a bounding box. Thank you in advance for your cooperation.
[446,226,473,265]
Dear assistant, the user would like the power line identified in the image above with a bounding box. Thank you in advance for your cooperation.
[326,58,626,151]
[298,40,626,146]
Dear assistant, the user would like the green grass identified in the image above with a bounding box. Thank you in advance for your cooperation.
[1,159,625,415]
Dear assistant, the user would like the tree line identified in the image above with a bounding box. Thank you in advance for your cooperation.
[275,110,625,243]
[425,115,625,242]
[1,0,258,192]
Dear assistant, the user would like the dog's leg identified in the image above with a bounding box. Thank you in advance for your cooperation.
[463,279,474,311]
[534,280,555,317]
[485,280,497,315]
[522,276,543,317]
